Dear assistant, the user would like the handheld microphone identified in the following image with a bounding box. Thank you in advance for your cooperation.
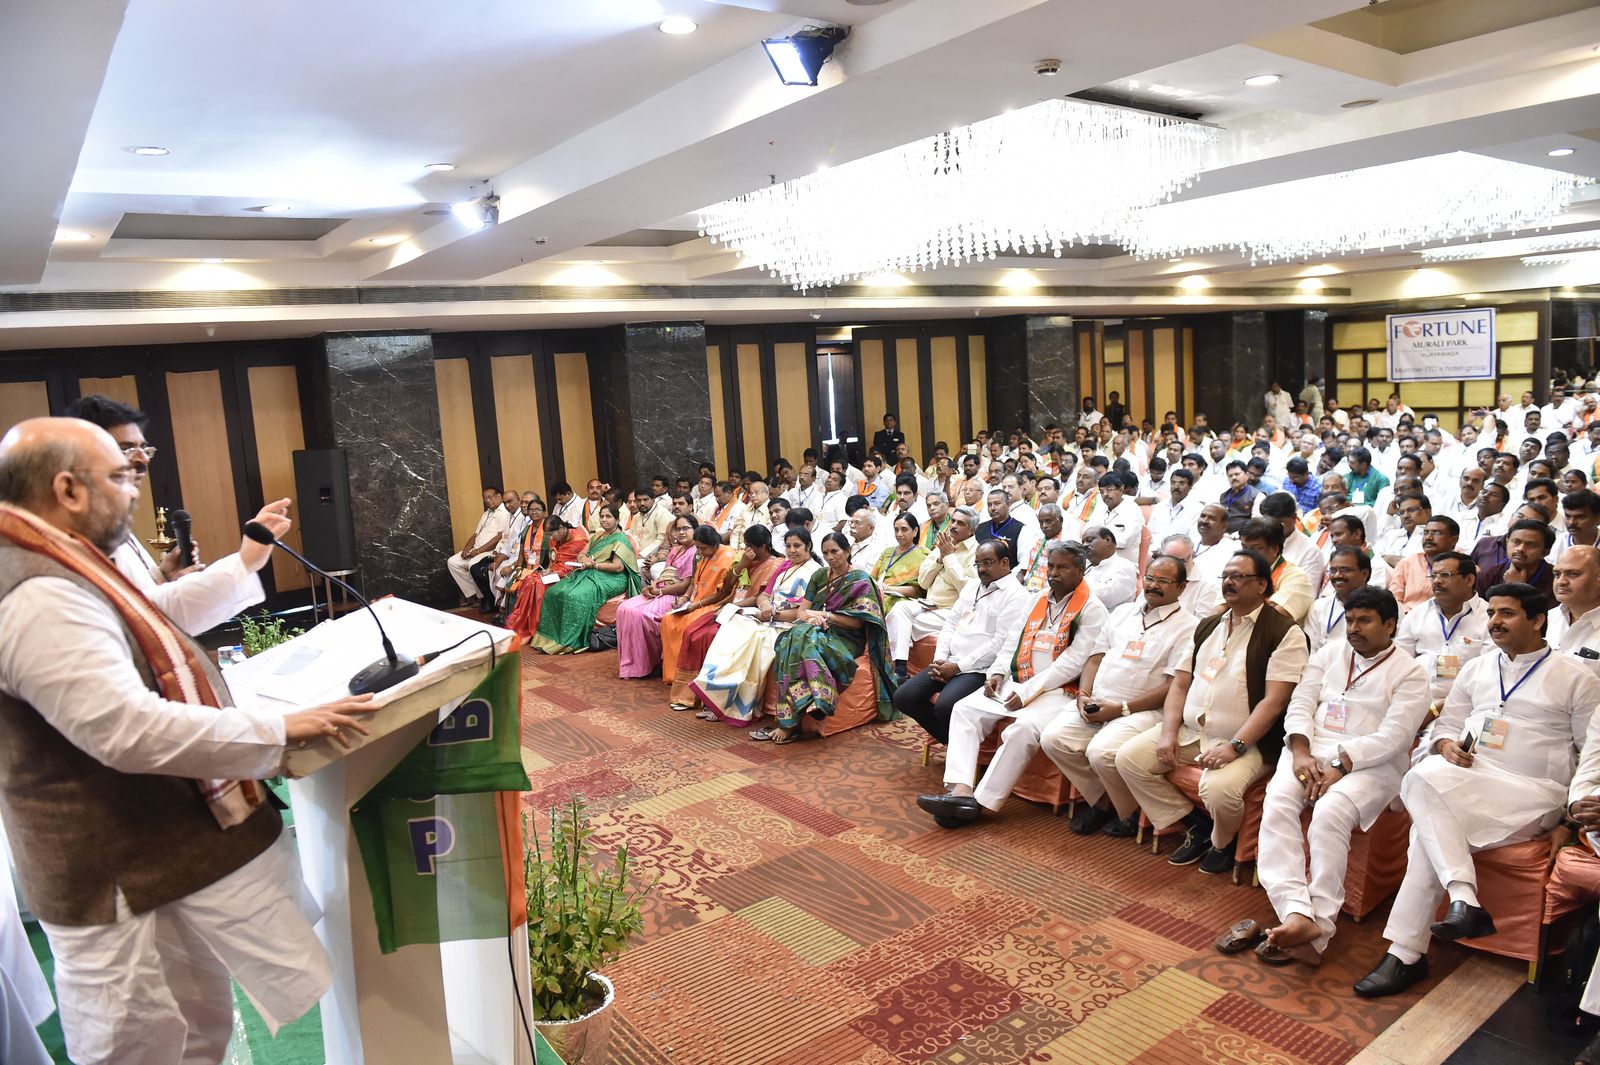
[171,509,195,567]
[243,521,419,695]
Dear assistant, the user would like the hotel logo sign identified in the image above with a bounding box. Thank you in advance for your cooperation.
[1386,307,1496,382]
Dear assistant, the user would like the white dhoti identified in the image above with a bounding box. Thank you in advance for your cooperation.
[886,600,951,660]
[1042,708,1160,815]
[1256,758,1401,952]
[1381,756,1560,962]
[0,817,52,1028]
[39,833,330,1065]
[446,551,479,599]
[947,685,1073,811]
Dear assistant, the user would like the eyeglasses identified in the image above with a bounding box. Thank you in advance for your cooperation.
[72,465,140,486]
[118,443,158,460]
[1143,574,1181,586]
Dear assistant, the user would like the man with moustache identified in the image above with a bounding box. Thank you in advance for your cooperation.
[1015,504,1065,593]
[1389,514,1460,615]
[1395,551,1489,712]
[1355,582,1600,997]
[1306,546,1371,654]
[1184,503,1234,618]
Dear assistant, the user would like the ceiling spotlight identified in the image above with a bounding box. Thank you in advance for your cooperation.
[658,16,698,35]
[762,26,849,86]
[369,235,405,246]
[54,229,92,243]
[1242,73,1283,87]
[451,194,499,231]
[1341,98,1378,109]
[126,145,170,156]
[424,162,456,172]
[1549,147,1577,157]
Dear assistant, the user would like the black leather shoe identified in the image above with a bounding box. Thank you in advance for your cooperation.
[1102,814,1139,838]
[1070,804,1112,835]
[1430,901,1496,942]
[1168,825,1211,866]
[917,793,980,826]
[1353,954,1429,998]
[1198,843,1236,876]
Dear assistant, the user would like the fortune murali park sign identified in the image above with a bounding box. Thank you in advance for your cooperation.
[1387,307,1497,382]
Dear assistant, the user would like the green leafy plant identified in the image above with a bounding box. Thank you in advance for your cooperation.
[238,612,304,657]
[525,796,647,1022]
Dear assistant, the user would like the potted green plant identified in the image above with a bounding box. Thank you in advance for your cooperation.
[238,612,304,657]
[525,796,647,1064]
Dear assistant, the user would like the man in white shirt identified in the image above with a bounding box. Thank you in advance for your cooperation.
[916,543,1109,825]
[447,485,511,608]
[490,492,535,606]
[1014,505,1064,593]
[1041,554,1198,837]
[1084,526,1138,610]
[813,470,848,544]
[1550,545,1600,676]
[1462,481,1512,546]
[1148,467,1199,548]
[1264,383,1294,427]
[1553,489,1600,566]
[1307,546,1369,654]
[784,464,821,512]
[894,540,1031,746]
[1395,550,1489,710]
[550,480,584,527]
[691,474,718,523]
[1355,582,1600,997]
[1116,549,1309,875]
[1260,492,1325,597]
[1443,467,1486,519]
[1096,473,1145,566]
[0,418,379,1065]
[1242,587,1430,966]
[1185,505,1235,618]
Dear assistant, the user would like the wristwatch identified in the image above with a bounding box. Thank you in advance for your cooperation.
[1330,754,1349,774]
[1229,738,1247,755]
[1119,703,1131,718]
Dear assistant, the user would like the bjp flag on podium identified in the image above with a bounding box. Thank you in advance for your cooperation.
[351,653,530,954]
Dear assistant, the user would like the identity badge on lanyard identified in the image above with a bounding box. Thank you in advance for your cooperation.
[1488,648,1553,749]
[1122,639,1145,660]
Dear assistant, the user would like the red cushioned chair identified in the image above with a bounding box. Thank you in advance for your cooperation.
[594,595,623,628]
[760,652,884,738]
[1436,833,1564,981]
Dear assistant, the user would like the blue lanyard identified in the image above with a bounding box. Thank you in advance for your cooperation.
[1497,648,1552,705]
[1326,601,1345,635]
[1438,603,1469,644]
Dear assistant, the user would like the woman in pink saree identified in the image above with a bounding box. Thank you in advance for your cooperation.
[615,515,699,678]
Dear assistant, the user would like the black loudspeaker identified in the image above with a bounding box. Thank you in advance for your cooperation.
[293,448,358,573]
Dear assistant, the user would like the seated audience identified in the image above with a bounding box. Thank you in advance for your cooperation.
[1306,545,1369,653]
[662,526,737,707]
[1389,513,1459,615]
[505,514,588,640]
[1083,525,1138,610]
[530,503,642,653]
[886,506,980,678]
[1394,549,1487,711]
[871,512,928,612]
[616,515,699,678]
[446,485,511,610]
[1475,517,1555,601]
[759,532,896,744]
[1239,517,1314,624]
[672,526,782,712]
[1015,504,1065,592]
[916,542,1108,825]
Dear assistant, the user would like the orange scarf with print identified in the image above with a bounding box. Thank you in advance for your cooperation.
[1011,579,1092,685]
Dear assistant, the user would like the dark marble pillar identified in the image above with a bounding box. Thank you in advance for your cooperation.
[1192,311,1269,427]
[592,322,714,492]
[986,315,1077,432]
[316,331,456,606]
[1268,309,1328,398]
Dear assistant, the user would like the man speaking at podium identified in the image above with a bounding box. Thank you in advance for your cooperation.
[0,418,377,1065]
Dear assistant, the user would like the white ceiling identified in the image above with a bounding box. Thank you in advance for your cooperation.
[3,0,1600,349]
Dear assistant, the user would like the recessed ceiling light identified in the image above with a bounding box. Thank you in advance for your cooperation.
[126,145,170,156]
[247,204,293,213]
[1341,98,1378,109]
[1242,74,1282,87]
[201,258,224,264]
[369,235,405,246]
[658,16,697,35]
[424,162,456,172]
[1549,147,1577,157]
[54,229,92,243]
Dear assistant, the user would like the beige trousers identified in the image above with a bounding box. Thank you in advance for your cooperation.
[1113,724,1267,848]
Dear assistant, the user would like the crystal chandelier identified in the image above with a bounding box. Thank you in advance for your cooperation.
[697,97,1220,290]
[1114,154,1589,265]
[1418,230,1600,262]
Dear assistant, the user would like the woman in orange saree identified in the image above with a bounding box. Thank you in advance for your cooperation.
[505,514,588,642]
[661,525,735,708]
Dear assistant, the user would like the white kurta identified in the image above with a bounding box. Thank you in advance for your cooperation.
[1394,596,1491,707]
[1086,556,1138,611]
[1549,602,1600,679]
[1305,592,1349,655]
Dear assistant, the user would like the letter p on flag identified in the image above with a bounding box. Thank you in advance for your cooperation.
[408,817,455,875]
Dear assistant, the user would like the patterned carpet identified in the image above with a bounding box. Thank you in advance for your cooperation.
[518,650,1501,1065]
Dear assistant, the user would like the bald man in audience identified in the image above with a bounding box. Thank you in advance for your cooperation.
[1551,545,1600,677]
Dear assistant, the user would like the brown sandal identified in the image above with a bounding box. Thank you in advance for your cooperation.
[1214,919,1265,955]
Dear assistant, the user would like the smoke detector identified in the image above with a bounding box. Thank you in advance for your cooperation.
[1035,58,1063,77]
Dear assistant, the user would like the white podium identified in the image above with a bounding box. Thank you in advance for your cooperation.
[224,599,532,1065]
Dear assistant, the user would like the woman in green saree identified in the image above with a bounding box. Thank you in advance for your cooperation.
[755,531,897,744]
[870,512,928,615]
[530,504,642,653]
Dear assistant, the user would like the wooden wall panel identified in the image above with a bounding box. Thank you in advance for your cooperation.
[1152,330,1178,428]
[859,338,886,451]
[164,371,242,566]
[969,335,988,433]
[491,355,544,500]
[246,365,310,592]
[735,343,767,472]
[1127,331,1146,427]
[434,358,485,548]
[895,337,923,460]
[773,341,811,466]
[1182,328,1196,424]
[930,336,960,450]
[0,381,49,440]
[78,375,158,545]
[707,346,729,475]
[552,352,597,489]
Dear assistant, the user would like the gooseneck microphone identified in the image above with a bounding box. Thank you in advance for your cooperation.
[243,521,420,695]
[171,509,195,567]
